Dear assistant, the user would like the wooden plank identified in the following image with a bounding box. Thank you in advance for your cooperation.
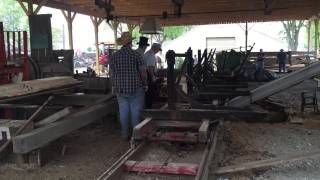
[132,117,155,140]
[156,121,201,129]
[214,150,320,175]
[124,160,199,175]
[8,94,115,107]
[35,107,72,127]
[198,119,210,143]
[230,62,320,107]
[196,122,221,180]
[142,109,268,122]
[12,100,117,154]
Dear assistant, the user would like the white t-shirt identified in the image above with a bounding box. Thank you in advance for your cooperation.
[144,49,156,67]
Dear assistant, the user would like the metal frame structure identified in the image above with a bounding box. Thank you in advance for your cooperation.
[0,22,29,84]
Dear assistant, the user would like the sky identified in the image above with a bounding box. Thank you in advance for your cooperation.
[37,6,308,53]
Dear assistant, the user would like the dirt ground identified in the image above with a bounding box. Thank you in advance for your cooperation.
[0,116,130,180]
[0,80,320,180]
[212,120,320,180]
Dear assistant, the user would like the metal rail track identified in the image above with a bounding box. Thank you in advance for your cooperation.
[97,122,221,180]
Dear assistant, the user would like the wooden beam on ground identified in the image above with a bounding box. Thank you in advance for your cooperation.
[0,104,40,109]
[156,121,201,129]
[0,96,53,158]
[12,100,117,154]
[196,122,221,180]
[35,107,72,127]
[12,94,115,107]
[142,109,268,122]
[132,117,155,140]
[198,119,210,143]
[124,160,199,175]
[214,150,320,175]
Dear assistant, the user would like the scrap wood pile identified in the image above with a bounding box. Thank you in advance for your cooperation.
[0,77,117,166]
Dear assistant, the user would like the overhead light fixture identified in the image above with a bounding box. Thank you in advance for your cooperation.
[140,18,163,34]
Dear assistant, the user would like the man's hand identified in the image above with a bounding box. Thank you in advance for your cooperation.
[143,85,149,92]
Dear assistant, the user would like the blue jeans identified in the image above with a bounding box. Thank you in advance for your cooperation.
[279,62,285,72]
[117,88,145,139]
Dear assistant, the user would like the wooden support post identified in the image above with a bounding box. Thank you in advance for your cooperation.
[27,0,34,15]
[307,20,312,53]
[186,48,194,94]
[166,50,176,110]
[61,10,76,50]
[33,0,48,15]
[91,17,104,76]
[315,18,319,58]
[17,0,46,16]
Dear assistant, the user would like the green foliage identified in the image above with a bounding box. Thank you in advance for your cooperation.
[304,21,320,49]
[132,25,191,44]
[281,20,305,51]
[175,57,185,69]
[0,0,28,31]
[52,27,62,49]
[163,26,191,41]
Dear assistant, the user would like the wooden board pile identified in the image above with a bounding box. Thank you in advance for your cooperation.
[0,77,82,99]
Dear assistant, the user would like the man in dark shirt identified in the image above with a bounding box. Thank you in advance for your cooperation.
[256,49,265,72]
[109,32,147,140]
[277,49,287,73]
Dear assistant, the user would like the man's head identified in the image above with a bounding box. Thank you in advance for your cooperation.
[137,36,150,51]
[151,43,162,54]
[117,32,134,47]
[280,49,284,52]
[260,49,263,52]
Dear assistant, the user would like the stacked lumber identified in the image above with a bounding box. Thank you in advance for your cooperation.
[0,77,82,99]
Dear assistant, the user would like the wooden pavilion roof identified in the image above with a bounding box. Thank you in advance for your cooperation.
[29,0,320,25]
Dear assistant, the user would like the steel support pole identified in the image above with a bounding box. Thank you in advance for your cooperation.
[245,22,248,53]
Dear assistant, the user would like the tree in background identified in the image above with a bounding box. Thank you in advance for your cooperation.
[52,27,63,49]
[0,0,65,50]
[154,26,191,43]
[305,20,320,50]
[0,0,28,30]
[281,20,305,51]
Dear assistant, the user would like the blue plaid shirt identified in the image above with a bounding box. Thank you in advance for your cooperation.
[109,45,145,95]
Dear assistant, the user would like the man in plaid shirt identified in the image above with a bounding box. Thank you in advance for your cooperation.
[109,32,147,140]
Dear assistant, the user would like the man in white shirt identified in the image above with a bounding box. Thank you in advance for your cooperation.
[144,43,162,108]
